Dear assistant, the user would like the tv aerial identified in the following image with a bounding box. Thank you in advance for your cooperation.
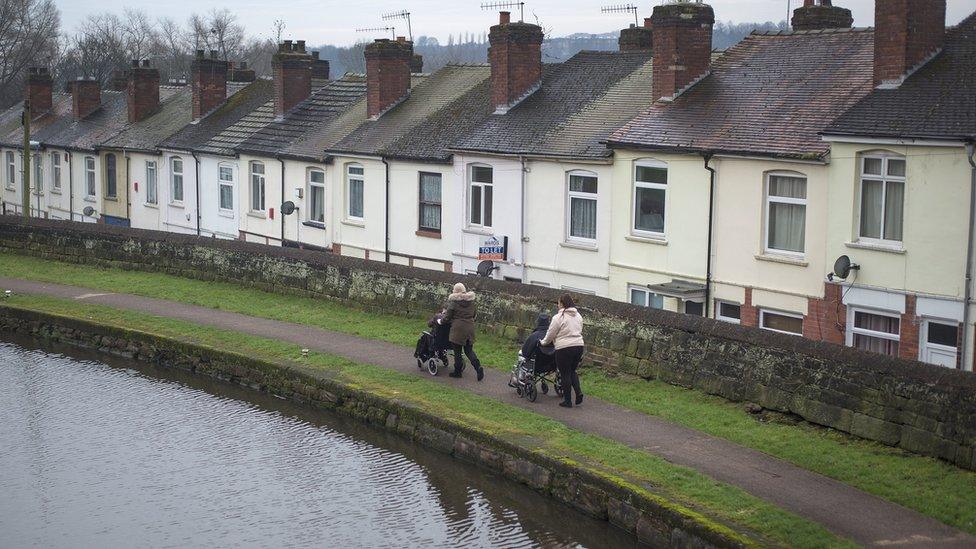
[382,10,413,41]
[356,26,396,40]
[481,1,526,22]
[601,3,639,26]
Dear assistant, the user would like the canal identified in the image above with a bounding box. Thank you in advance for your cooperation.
[0,335,636,548]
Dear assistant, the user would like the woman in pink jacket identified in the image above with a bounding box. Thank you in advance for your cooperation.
[540,294,584,408]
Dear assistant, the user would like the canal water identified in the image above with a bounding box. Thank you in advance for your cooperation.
[0,335,635,548]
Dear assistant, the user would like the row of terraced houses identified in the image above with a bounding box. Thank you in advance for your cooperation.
[2,0,975,370]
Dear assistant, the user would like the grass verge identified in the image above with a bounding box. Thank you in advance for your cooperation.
[1,294,853,549]
[1,252,975,535]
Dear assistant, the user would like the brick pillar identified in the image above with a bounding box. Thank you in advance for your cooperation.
[71,78,101,119]
[740,288,759,327]
[191,50,228,120]
[127,60,160,123]
[273,40,313,117]
[364,38,413,118]
[488,11,544,113]
[26,67,53,115]
[618,18,653,51]
[651,1,714,102]
[791,0,853,31]
[804,282,846,344]
[899,294,920,360]
[874,0,946,86]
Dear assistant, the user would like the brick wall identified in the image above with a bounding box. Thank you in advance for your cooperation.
[1,217,974,470]
[364,39,412,118]
[873,0,946,85]
[651,2,714,101]
[273,41,312,117]
[26,67,53,115]
[191,52,228,120]
[804,283,846,344]
[488,12,544,112]
[71,79,101,120]
[127,62,160,124]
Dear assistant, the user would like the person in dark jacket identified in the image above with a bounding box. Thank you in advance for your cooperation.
[521,313,555,371]
[440,283,485,381]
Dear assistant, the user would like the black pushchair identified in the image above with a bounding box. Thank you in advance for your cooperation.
[415,321,451,376]
[508,348,562,403]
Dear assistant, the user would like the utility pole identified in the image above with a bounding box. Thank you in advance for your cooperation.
[22,99,30,219]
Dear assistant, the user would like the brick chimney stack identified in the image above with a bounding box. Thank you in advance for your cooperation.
[619,17,653,51]
[364,37,413,118]
[488,11,544,113]
[191,49,228,120]
[108,69,128,91]
[228,61,257,83]
[651,1,715,102]
[409,53,424,73]
[310,51,331,80]
[273,40,313,117]
[874,0,946,87]
[70,78,101,120]
[127,59,160,123]
[26,67,53,116]
[792,0,853,31]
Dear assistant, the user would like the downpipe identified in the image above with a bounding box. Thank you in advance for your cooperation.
[963,142,976,370]
[383,157,390,263]
[520,155,527,283]
[192,151,201,236]
[702,153,717,318]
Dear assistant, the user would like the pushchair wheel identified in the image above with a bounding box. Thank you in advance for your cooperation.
[540,381,549,395]
[526,383,538,402]
[427,358,439,376]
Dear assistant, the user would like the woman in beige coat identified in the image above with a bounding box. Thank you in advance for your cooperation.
[540,294,584,407]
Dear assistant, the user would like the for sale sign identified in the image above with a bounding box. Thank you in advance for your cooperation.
[478,235,507,261]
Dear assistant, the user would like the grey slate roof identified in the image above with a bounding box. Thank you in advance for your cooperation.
[161,79,274,155]
[608,28,876,160]
[452,50,654,159]
[824,14,976,141]
[0,90,134,152]
[0,93,73,148]
[309,66,492,163]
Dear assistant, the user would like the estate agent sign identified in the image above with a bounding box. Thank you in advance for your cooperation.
[478,235,508,261]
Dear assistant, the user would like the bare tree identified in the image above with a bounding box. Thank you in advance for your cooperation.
[154,17,192,81]
[188,9,244,60]
[0,0,61,109]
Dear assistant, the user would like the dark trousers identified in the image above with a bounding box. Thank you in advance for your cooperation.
[452,341,482,374]
[555,346,584,404]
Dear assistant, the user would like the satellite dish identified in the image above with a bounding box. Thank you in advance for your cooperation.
[280,201,296,216]
[832,255,860,280]
[82,206,97,217]
[476,260,498,278]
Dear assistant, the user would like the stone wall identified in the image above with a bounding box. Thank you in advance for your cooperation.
[1,217,974,470]
[0,305,755,548]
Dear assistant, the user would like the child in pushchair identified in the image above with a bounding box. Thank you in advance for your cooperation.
[415,309,452,375]
[509,313,562,402]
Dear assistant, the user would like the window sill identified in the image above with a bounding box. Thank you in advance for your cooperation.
[143,203,159,209]
[50,189,62,195]
[625,234,668,246]
[560,241,598,252]
[416,229,442,239]
[304,221,326,230]
[463,227,493,236]
[104,196,118,202]
[754,253,808,267]
[342,218,365,228]
[218,210,234,219]
[246,211,266,219]
[83,196,96,203]
[845,240,906,255]
[170,202,185,209]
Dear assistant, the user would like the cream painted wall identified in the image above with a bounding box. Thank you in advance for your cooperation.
[129,152,166,233]
[387,159,456,268]
[280,158,331,250]
[99,150,128,221]
[236,153,282,245]
[328,156,386,259]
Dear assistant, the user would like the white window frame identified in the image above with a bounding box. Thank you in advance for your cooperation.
[51,152,61,191]
[629,285,664,310]
[566,170,598,244]
[919,318,959,366]
[145,161,157,205]
[418,171,442,232]
[846,307,901,355]
[632,159,668,239]
[759,308,804,336]
[345,163,364,221]
[84,156,96,198]
[218,163,235,213]
[715,300,741,324]
[857,152,906,246]
[33,154,43,195]
[308,167,325,224]
[170,156,184,204]
[763,171,807,257]
[467,163,493,229]
[5,151,15,190]
[249,161,265,213]
[104,153,117,198]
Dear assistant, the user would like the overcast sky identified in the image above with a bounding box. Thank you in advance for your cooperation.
[56,0,976,46]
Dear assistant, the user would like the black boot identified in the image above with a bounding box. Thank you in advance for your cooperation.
[576,393,584,406]
[476,366,484,382]
[559,401,572,408]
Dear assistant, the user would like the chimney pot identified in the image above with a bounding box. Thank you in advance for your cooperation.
[791,0,852,31]
[297,40,305,51]
[26,65,53,115]
[142,59,150,68]
[644,17,653,29]
[651,1,715,101]
[499,11,511,25]
[131,59,139,68]
[273,40,313,116]
[873,0,946,86]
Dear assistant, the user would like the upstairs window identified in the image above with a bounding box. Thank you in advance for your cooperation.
[308,169,325,223]
[171,157,184,203]
[859,153,905,243]
[218,165,234,211]
[84,156,96,197]
[145,161,157,205]
[250,161,265,212]
[105,154,117,198]
[6,151,16,189]
[346,164,364,220]
[419,172,442,232]
[765,172,807,254]
[468,165,493,228]
[633,160,667,237]
[567,171,598,242]
[51,153,61,190]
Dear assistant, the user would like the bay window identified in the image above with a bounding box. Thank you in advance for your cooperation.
[765,172,806,254]
[346,164,364,220]
[418,172,441,232]
[849,309,900,357]
[858,153,905,244]
[633,160,667,237]
[468,165,493,228]
[308,169,325,223]
[250,161,265,212]
[218,165,234,211]
[567,171,597,242]
[171,157,184,203]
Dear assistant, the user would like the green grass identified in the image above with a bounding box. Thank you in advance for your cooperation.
[2,252,975,535]
[1,294,853,548]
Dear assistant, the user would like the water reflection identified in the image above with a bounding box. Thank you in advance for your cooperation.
[0,335,635,548]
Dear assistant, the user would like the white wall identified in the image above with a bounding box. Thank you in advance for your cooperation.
[329,155,386,260]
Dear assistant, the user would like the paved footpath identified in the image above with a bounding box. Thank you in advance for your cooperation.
[2,277,973,548]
